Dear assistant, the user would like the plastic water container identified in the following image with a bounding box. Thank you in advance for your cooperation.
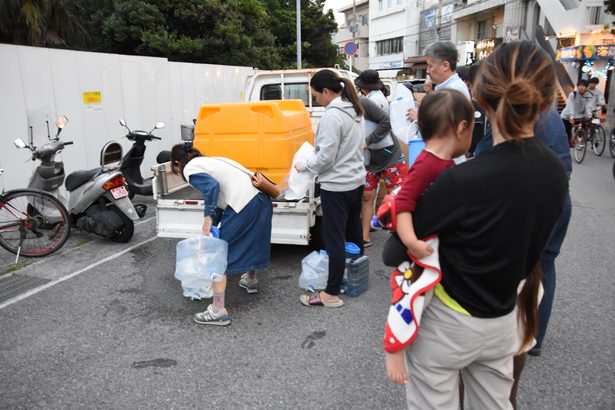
[345,242,361,261]
[175,234,228,299]
[299,250,329,290]
[408,138,426,167]
[343,255,370,297]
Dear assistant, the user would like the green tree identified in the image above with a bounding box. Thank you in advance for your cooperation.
[0,0,86,47]
[262,0,339,68]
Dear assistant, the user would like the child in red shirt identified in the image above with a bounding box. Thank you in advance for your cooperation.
[385,89,474,384]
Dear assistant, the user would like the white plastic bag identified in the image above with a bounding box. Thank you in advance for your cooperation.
[286,142,315,200]
[390,84,417,143]
[175,235,228,299]
[299,250,329,290]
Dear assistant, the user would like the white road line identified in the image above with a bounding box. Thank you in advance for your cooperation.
[0,236,157,310]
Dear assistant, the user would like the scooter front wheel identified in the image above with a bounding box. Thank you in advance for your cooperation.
[108,206,134,243]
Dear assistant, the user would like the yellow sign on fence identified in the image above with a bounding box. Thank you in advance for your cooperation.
[83,91,102,105]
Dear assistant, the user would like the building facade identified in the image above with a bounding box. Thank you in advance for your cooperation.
[334,0,370,72]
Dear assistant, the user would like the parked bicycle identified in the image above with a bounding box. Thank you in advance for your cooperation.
[0,169,71,262]
[609,128,615,159]
[571,115,606,164]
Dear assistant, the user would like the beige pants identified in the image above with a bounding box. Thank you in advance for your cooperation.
[405,296,517,410]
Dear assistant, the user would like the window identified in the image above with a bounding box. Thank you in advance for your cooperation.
[587,7,602,25]
[361,14,368,25]
[376,37,403,56]
[260,83,319,107]
[379,0,383,11]
[477,20,489,39]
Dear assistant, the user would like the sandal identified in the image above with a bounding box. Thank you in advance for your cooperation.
[300,292,344,308]
[363,239,373,248]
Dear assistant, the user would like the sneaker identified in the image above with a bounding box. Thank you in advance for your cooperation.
[193,304,230,326]
[238,273,258,294]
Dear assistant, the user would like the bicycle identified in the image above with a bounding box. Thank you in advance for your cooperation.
[0,169,71,262]
[609,128,615,159]
[571,116,606,164]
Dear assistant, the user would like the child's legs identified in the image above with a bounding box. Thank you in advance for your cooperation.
[362,172,379,241]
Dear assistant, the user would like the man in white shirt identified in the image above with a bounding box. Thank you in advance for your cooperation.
[407,41,471,122]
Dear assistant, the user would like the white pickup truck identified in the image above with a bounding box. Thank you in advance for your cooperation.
[152,68,397,247]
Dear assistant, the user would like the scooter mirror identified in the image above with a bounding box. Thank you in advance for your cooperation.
[155,122,165,129]
[14,138,27,148]
[55,116,69,129]
[119,119,127,127]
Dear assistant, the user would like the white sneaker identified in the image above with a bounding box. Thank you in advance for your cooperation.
[238,273,258,294]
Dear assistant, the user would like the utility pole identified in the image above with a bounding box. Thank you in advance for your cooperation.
[350,0,357,73]
[296,0,302,69]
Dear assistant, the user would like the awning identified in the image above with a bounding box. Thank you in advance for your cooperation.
[405,56,427,64]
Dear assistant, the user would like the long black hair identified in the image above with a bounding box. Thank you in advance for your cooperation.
[170,143,202,180]
[310,69,364,116]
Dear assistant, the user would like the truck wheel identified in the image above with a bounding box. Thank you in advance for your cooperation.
[109,206,134,242]
[308,215,324,251]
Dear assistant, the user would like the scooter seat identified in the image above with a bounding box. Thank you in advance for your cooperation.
[65,167,101,191]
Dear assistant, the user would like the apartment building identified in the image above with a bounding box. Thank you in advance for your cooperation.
[334,0,370,71]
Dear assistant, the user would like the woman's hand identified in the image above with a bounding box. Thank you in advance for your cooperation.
[408,239,434,260]
[294,162,302,172]
[202,216,213,235]
[385,351,408,385]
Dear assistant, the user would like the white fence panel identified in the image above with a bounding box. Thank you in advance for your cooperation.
[0,44,254,190]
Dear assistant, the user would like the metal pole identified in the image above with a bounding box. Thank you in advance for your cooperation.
[296,0,302,69]
[351,0,356,72]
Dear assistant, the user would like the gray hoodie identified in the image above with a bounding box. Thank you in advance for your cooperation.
[304,96,366,191]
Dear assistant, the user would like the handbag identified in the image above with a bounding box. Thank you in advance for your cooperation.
[251,171,281,198]
[211,157,281,199]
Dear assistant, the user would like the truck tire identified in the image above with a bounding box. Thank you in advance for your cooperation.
[308,215,324,251]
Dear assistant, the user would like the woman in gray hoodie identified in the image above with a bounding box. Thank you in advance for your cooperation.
[295,69,366,308]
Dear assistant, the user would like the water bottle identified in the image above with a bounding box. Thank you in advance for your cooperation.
[175,235,228,299]
[299,250,329,290]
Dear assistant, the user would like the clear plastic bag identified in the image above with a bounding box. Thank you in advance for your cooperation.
[286,142,315,200]
[175,235,228,299]
[298,250,329,290]
[390,84,418,143]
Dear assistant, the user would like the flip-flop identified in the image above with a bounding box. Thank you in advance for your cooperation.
[300,292,344,308]
[363,239,373,248]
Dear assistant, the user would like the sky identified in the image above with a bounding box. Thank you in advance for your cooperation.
[323,0,349,24]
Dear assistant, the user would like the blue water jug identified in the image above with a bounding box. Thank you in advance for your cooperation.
[175,235,228,299]
[343,255,369,297]
[299,250,329,290]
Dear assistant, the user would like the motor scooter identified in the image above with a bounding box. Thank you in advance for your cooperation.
[118,119,164,198]
[14,116,142,242]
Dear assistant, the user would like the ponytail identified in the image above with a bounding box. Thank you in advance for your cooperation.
[311,69,364,116]
[517,262,541,353]
[340,77,364,116]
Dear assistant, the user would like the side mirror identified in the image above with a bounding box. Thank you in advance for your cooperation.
[119,119,127,127]
[155,122,165,129]
[55,116,69,129]
[14,138,27,148]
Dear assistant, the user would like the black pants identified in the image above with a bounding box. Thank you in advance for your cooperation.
[321,186,364,295]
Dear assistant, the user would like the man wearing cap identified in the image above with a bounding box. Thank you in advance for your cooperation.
[355,69,390,113]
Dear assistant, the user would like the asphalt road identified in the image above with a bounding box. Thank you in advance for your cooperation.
[1,151,614,409]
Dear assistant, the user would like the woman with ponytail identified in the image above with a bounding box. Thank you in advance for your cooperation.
[391,41,568,408]
[295,69,366,308]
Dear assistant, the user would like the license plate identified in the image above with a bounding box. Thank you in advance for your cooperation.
[592,118,601,125]
[111,186,128,199]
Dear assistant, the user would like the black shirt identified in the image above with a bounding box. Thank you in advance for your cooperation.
[413,138,568,317]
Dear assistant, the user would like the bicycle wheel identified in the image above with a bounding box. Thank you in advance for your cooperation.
[574,128,587,164]
[0,190,71,257]
[592,126,606,156]
[610,131,615,159]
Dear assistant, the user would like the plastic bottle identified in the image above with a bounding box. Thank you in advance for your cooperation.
[175,234,228,299]
[299,250,329,290]
[340,242,369,296]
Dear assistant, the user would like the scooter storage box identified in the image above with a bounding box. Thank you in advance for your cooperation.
[193,100,314,185]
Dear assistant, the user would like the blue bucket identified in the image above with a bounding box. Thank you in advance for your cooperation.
[408,138,425,167]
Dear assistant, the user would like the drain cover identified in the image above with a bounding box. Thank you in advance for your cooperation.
[0,274,51,304]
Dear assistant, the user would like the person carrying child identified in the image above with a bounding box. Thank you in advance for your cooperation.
[381,89,474,385]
